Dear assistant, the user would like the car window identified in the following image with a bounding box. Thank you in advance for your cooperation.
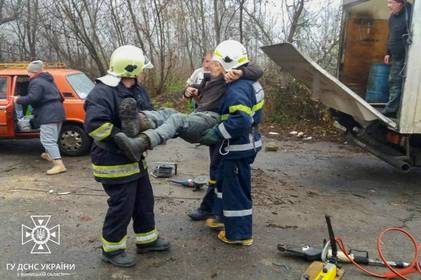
[66,72,94,99]
[0,77,7,99]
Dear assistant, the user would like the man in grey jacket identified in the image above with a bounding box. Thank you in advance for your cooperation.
[15,60,67,175]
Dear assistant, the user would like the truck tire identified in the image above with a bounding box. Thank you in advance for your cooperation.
[59,124,92,156]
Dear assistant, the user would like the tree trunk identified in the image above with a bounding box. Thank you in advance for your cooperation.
[213,0,221,43]
[287,0,305,43]
[239,0,245,44]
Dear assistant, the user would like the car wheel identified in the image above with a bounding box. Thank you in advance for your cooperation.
[59,124,91,156]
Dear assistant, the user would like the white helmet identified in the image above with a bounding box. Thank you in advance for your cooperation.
[107,45,145,78]
[212,40,249,71]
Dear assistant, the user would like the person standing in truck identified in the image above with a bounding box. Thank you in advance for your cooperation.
[383,0,412,118]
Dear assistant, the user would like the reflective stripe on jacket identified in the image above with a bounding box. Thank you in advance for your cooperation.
[216,80,264,159]
[84,81,153,184]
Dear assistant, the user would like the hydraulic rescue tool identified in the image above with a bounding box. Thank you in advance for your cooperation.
[278,218,421,279]
[300,215,344,280]
[278,244,410,268]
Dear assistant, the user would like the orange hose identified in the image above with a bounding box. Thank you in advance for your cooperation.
[335,228,421,280]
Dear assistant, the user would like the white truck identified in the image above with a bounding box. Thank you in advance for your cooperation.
[262,0,419,172]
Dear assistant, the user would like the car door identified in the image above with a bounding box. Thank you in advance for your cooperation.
[0,76,13,136]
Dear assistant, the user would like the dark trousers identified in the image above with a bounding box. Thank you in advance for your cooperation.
[199,142,222,212]
[214,156,254,240]
[102,173,156,254]
[384,59,405,114]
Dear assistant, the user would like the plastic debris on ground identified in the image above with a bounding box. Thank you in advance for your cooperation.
[265,142,279,152]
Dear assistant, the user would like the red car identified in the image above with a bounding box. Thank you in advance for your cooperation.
[0,64,94,156]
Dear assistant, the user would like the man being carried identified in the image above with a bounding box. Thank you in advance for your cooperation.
[113,55,263,162]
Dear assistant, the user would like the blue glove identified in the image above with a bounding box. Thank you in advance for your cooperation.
[199,128,221,146]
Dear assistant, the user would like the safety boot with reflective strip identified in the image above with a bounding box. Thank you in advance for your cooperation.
[101,235,135,267]
[135,229,170,254]
[136,237,170,254]
[217,230,253,246]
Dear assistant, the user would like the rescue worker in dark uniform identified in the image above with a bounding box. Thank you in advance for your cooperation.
[84,45,169,267]
[199,40,264,245]
[187,65,264,221]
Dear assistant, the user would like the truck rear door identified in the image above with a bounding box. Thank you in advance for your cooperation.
[261,43,398,129]
[0,76,13,136]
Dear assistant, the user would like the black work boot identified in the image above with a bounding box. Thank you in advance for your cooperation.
[187,208,212,221]
[136,237,170,254]
[120,97,153,137]
[101,250,136,268]
[114,132,151,162]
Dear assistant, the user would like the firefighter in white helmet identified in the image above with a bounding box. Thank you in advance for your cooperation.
[199,40,265,245]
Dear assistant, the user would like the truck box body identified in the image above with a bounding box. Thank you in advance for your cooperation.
[262,0,420,170]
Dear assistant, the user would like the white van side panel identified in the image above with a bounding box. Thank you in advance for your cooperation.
[399,0,421,134]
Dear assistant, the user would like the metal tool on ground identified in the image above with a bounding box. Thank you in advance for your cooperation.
[324,245,411,269]
[278,244,410,268]
[301,215,344,280]
[279,226,421,279]
[278,244,323,262]
[151,162,177,178]
[336,227,421,279]
[169,176,208,191]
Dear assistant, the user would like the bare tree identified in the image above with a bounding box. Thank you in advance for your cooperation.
[213,0,221,43]
[286,0,307,43]
[0,0,22,25]
[0,0,342,93]
[239,0,245,43]
[52,0,108,74]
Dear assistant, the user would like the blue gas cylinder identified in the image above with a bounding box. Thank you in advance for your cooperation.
[365,64,391,103]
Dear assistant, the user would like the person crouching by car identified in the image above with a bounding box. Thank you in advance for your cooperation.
[14,60,67,175]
